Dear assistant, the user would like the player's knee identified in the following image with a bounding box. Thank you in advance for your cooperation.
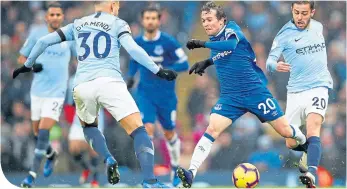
[144,123,154,136]
[285,138,298,149]
[69,142,81,154]
[39,118,56,130]
[306,114,323,138]
[206,124,221,139]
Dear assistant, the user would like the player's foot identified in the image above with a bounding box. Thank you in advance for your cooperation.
[90,179,100,188]
[171,166,181,187]
[142,179,170,188]
[299,172,316,188]
[79,169,90,184]
[43,151,57,177]
[21,175,35,188]
[106,156,120,185]
[177,167,194,188]
[298,152,308,173]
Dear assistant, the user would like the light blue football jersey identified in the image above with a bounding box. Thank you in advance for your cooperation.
[58,12,159,88]
[20,25,75,98]
[266,19,333,93]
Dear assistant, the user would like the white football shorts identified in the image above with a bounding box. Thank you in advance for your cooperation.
[31,95,65,121]
[73,77,139,124]
[285,87,329,128]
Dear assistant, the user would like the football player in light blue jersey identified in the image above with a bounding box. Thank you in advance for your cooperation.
[17,3,75,187]
[126,6,189,187]
[13,1,176,188]
[266,1,333,188]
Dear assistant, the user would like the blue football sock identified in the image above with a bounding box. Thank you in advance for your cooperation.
[130,126,155,181]
[307,136,321,181]
[90,156,99,180]
[73,153,89,170]
[30,129,50,174]
[83,127,112,161]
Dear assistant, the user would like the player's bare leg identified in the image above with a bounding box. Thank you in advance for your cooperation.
[177,113,232,188]
[299,113,323,188]
[69,140,92,185]
[269,116,306,145]
[80,118,120,185]
[163,129,181,187]
[21,118,58,188]
[119,112,168,187]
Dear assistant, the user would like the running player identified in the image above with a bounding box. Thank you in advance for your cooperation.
[266,1,333,188]
[176,2,306,188]
[18,3,75,187]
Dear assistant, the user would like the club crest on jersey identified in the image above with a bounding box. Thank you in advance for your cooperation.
[225,28,235,39]
[214,104,222,110]
[154,45,164,55]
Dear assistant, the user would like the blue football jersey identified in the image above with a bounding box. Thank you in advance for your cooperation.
[209,21,267,97]
[266,19,333,93]
[20,25,75,98]
[128,31,188,98]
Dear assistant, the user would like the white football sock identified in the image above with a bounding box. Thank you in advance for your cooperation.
[165,133,181,167]
[189,134,214,177]
[291,125,306,145]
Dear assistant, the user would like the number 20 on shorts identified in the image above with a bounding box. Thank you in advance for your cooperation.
[258,98,276,115]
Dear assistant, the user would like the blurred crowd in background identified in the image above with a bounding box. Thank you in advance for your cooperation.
[1,1,346,186]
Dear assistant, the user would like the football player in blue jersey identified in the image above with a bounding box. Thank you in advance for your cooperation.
[176,2,307,188]
[13,1,176,188]
[17,3,76,187]
[126,6,189,187]
[266,1,333,188]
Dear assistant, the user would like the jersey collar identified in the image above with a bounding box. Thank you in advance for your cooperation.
[142,31,161,41]
[209,25,226,41]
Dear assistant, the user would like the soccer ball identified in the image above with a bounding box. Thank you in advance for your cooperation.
[232,163,260,188]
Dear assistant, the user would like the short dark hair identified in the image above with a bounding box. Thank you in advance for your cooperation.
[292,1,315,10]
[201,2,227,24]
[141,6,161,19]
[47,2,63,11]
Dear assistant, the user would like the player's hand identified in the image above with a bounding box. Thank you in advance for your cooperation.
[189,59,214,76]
[186,39,206,50]
[12,65,32,79]
[32,63,43,73]
[126,78,135,89]
[276,61,291,72]
[156,68,177,81]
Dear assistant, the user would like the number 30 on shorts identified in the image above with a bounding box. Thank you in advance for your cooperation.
[258,98,276,115]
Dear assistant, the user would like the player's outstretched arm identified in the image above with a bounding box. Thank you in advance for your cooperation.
[120,34,177,81]
[13,24,74,79]
[12,32,62,79]
[186,36,238,51]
